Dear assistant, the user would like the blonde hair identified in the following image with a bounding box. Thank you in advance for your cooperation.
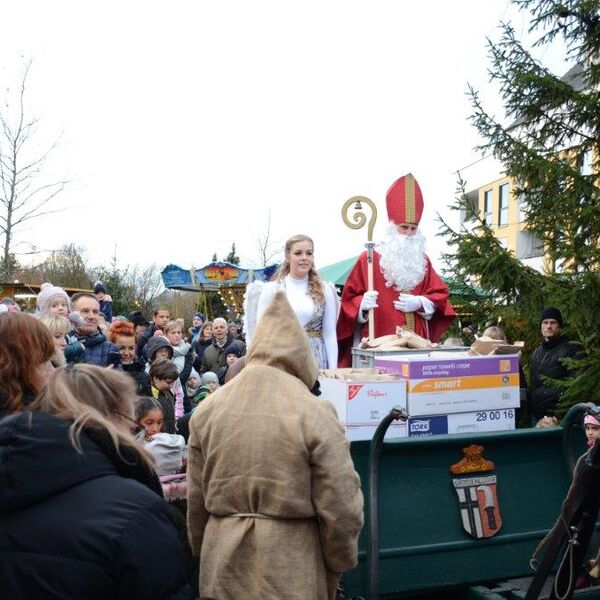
[39,314,70,336]
[39,314,70,367]
[276,234,325,305]
[164,320,183,335]
[28,364,154,470]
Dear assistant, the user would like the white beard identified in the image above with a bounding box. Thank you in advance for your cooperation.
[376,223,427,292]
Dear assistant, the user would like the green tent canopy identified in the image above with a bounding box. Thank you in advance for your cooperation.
[318,256,360,286]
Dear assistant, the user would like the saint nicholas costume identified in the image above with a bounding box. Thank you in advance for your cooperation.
[337,173,455,367]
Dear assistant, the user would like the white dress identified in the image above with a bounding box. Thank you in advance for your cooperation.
[256,275,338,369]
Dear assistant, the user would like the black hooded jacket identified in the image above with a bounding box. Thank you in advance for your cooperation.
[0,412,193,600]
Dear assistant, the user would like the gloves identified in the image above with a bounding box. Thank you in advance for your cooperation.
[393,293,422,313]
[359,291,379,313]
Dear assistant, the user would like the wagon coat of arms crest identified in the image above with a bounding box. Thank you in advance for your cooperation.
[450,444,502,539]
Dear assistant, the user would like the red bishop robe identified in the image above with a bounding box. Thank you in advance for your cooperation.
[337,250,456,367]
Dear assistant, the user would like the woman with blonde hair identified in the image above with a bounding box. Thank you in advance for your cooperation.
[39,314,70,367]
[0,364,193,599]
[255,234,338,369]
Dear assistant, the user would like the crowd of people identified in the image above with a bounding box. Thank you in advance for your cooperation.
[0,262,364,599]
[0,175,586,598]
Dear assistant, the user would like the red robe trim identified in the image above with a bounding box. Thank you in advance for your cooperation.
[336,251,456,367]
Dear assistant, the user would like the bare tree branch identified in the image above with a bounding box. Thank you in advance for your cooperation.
[0,60,70,279]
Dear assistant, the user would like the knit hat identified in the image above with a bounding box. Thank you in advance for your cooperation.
[540,307,563,327]
[187,368,200,383]
[201,371,219,385]
[193,312,205,321]
[224,344,241,358]
[94,280,106,294]
[146,336,173,361]
[37,283,71,315]
[386,173,424,226]
[584,412,600,427]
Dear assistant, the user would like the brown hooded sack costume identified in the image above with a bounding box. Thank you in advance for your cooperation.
[187,291,364,600]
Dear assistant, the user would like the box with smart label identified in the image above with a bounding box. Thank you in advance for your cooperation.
[318,374,407,442]
[408,409,516,437]
[375,354,520,416]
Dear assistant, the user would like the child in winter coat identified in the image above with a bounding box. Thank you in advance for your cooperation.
[176,371,218,444]
[584,410,600,448]
[37,283,71,317]
[186,369,201,399]
[135,396,186,476]
[164,321,194,412]
[145,336,186,418]
[149,358,179,434]
[217,345,242,384]
[201,371,220,394]
[93,281,113,323]
[36,283,84,363]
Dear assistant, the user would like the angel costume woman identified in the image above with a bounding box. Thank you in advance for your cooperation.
[253,234,338,370]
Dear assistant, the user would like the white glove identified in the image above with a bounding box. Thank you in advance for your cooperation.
[359,291,379,313]
[393,293,422,313]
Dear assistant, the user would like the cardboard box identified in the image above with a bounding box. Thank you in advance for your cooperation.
[375,354,521,416]
[408,409,516,437]
[376,354,519,380]
[318,375,407,441]
[405,375,519,415]
[468,338,524,356]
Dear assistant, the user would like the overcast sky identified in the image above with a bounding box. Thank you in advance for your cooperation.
[1,1,569,278]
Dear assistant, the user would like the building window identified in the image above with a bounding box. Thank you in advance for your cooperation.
[498,183,509,226]
[579,148,593,176]
[483,189,493,225]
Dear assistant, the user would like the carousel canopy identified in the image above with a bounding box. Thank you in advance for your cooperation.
[161,262,278,292]
[161,261,280,319]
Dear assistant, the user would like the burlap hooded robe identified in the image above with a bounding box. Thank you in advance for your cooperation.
[187,291,363,600]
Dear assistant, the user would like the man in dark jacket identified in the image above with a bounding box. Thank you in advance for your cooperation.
[67,293,119,367]
[530,307,580,422]
[199,317,245,375]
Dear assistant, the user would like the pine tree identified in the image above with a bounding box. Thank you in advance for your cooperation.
[439,0,600,417]
[224,242,240,265]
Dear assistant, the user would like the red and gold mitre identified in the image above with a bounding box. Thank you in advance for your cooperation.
[386,173,424,225]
